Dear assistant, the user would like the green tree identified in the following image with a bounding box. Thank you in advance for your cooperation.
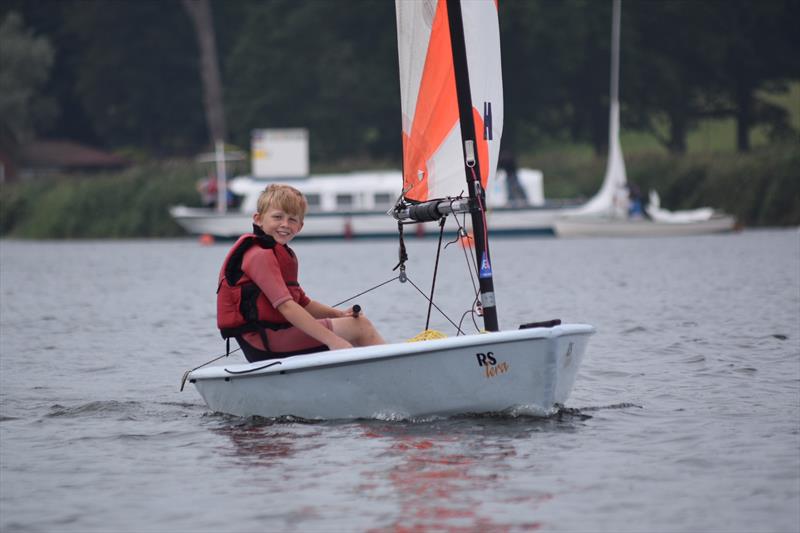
[623,1,730,153]
[58,0,207,155]
[500,0,621,156]
[182,0,227,147]
[0,12,57,148]
[225,0,399,163]
[715,0,800,151]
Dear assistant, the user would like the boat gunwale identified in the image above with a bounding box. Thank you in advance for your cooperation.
[189,324,595,381]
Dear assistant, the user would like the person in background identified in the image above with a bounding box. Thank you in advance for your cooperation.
[627,183,646,219]
[197,175,217,207]
[498,149,528,206]
[216,184,385,362]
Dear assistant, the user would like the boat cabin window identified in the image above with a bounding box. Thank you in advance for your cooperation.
[373,192,392,208]
[305,193,321,211]
[336,194,354,208]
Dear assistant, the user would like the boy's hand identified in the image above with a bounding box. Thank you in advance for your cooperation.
[327,337,353,350]
[339,304,361,318]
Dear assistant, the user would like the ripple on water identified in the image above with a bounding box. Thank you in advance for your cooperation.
[44,400,142,418]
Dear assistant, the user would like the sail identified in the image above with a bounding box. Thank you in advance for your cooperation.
[395,0,504,203]
[573,0,628,216]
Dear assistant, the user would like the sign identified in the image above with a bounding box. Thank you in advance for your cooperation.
[251,128,309,178]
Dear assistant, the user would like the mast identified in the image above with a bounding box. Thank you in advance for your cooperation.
[570,0,626,217]
[608,0,622,159]
[445,0,499,332]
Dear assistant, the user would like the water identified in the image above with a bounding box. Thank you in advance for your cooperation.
[1,229,798,532]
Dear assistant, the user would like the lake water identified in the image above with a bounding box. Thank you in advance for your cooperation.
[1,229,799,532]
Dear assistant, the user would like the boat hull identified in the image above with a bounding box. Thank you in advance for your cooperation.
[169,205,568,239]
[553,214,736,238]
[188,324,594,420]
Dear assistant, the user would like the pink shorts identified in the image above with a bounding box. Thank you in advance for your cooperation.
[240,318,333,360]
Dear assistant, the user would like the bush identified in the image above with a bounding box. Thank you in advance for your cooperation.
[1,145,797,239]
[0,160,202,238]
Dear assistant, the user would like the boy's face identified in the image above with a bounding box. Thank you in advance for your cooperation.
[253,207,303,245]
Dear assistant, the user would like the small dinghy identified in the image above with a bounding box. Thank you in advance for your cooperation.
[188,325,593,420]
[185,0,594,420]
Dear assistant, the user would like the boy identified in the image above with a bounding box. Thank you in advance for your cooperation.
[217,184,385,362]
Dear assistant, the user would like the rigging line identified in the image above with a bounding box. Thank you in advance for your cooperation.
[457,305,481,335]
[440,211,484,335]
[332,276,400,308]
[471,298,482,331]
[451,210,481,299]
[455,295,482,336]
[404,274,464,334]
[425,216,448,330]
[443,195,467,248]
[442,210,482,328]
[224,361,282,375]
[179,347,242,391]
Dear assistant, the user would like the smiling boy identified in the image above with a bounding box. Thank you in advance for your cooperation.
[217,184,385,362]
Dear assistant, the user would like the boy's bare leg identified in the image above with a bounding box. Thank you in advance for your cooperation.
[331,316,386,347]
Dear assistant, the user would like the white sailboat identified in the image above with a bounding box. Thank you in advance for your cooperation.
[184,0,594,420]
[170,167,556,240]
[553,0,736,238]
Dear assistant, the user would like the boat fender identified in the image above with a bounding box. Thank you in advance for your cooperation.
[519,319,562,329]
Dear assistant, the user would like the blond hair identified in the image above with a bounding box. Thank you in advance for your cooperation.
[256,184,308,220]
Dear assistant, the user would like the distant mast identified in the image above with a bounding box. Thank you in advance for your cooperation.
[571,0,627,216]
[215,140,227,214]
[446,0,498,332]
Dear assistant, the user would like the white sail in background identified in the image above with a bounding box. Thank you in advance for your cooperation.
[395,0,504,203]
[574,0,628,216]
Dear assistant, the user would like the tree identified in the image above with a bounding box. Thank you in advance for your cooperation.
[57,1,206,154]
[182,0,227,147]
[0,12,57,148]
[715,0,800,151]
[500,0,620,156]
[623,1,728,153]
[225,0,399,163]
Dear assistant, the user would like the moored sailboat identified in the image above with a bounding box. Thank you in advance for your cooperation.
[185,0,594,420]
[553,0,736,238]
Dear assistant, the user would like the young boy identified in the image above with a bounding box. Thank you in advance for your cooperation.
[217,184,385,362]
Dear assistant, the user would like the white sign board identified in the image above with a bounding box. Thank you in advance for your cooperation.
[251,128,309,178]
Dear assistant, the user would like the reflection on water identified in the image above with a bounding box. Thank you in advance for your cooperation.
[362,414,591,530]
[212,411,595,531]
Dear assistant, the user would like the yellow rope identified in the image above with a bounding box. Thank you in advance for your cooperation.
[406,329,448,342]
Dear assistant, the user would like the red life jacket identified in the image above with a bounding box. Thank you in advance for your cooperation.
[216,228,302,339]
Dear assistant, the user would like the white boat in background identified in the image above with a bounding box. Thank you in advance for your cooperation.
[170,167,567,239]
[553,0,736,238]
[553,212,736,238]
[184,0,594,420]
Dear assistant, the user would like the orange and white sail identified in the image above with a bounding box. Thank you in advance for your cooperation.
[395,0,504,203]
